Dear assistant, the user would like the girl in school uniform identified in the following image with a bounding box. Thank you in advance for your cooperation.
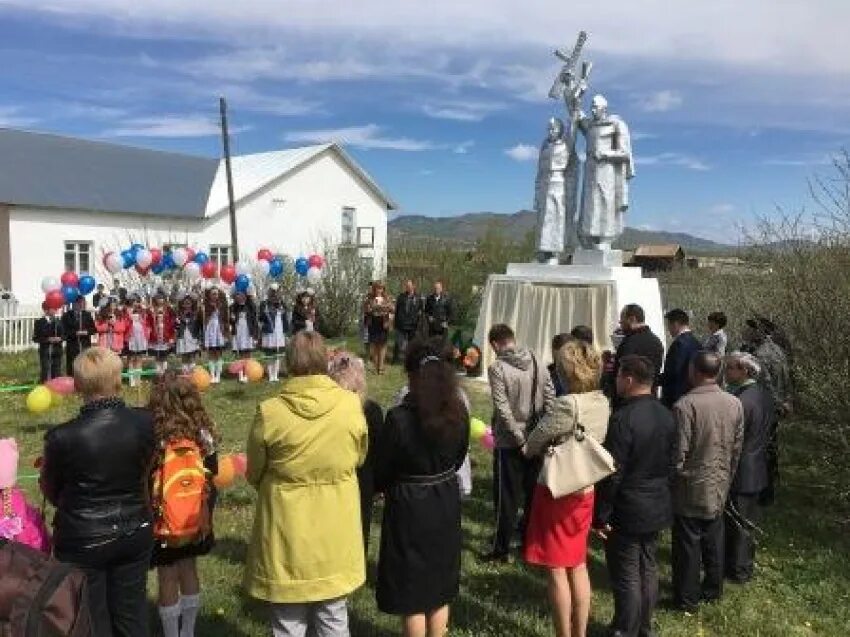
[95,300,129,358]
[175,294,202,375]
[126,294,150,387]
[230,291,258,383]
[258,285,289,382]
[202,287,230,384]
[147,291,176,376]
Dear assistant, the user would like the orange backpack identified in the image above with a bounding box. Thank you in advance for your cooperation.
[152,438,210,548]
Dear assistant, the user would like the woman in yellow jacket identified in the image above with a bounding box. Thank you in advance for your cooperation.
[244,331,369,636]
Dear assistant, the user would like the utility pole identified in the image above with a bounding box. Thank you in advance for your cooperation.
[219,97,239,261]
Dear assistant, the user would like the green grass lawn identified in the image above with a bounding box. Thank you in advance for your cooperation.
[2,348,848,636]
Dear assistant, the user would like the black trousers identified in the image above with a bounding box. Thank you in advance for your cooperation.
[55,525,153,637]
[761,420,780,506]
[393,328,417,363]
[725,493,761,582]
[38,345,62,382]
[491,447,539,556]
[605,531,659,637]
[672,515,724,609]
[65,342,91,377]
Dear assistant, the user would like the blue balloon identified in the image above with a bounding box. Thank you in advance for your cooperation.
[130,243,145,255]
[269,258,284,278]
[162,252,175,269]
[121,249,135,269]
[61,285,80,304]
[78,275,96,295]
[151,262,166,275]
[194,251,209,265]
[234,274,250,293]
[295,257,309,276]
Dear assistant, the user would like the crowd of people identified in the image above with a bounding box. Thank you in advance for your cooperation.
[482,303,791,637]
[7,287,793,637]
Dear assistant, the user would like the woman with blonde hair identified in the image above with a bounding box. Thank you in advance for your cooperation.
[327,349,384,556]
[522,339,611,637]
[244,331,368,636]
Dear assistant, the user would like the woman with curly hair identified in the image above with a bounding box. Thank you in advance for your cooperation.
[148,371,219,637]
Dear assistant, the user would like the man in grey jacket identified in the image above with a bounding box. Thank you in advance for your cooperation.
[671,351,744,612]
[483,324,555,562]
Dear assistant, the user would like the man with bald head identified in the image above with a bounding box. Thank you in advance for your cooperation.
[670,352,744,612]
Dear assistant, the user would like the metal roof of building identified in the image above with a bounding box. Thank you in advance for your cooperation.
[633,244,684,258]
[0,129,397,219]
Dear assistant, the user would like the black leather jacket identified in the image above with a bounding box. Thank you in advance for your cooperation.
[41,398,155,550]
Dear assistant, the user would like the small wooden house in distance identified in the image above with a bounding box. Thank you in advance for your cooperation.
[630,244,686,272]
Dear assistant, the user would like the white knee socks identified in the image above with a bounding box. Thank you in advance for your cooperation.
[180,594,200,637]
[267,358,281,382]
[158,602,181,637]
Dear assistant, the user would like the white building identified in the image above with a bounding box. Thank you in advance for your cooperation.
[0,129,396,305]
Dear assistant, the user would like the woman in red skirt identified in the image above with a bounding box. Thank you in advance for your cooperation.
[522,339,611,637]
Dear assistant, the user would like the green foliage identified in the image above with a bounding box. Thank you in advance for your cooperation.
[314,242,374,338]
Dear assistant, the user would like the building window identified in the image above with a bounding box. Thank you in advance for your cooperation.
[360,256,374,273]
[64,241,92,273]
[210,245,231,267]
[341,207,356,245]
[357,226,374,248]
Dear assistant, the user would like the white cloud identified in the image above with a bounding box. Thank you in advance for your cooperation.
[284,124,435,151]
[631,131,658,141]
[453,140,474,154]
[637,90,683,113]
[504,143,537,162]
[762,153,834,167]
[103,115,250,138]
[421,99,504,122]
[638,152,710,171]
[0,106,39,128]
[709,203,736,214]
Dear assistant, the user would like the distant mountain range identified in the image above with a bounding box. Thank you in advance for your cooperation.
[389,210,732,254]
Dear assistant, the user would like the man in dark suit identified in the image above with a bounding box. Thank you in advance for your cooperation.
[608,304,664,404]
[393,279,423,363]
[660,309,703,408]
[723,351,774,583]
[33,304,64,382]
[61,296,97,375]
[595,355,676,637]
[424,280,454,339]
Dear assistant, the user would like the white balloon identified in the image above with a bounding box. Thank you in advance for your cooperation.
[104,253,123,274]
[306,267,322,284]
[256,260,271,276]
[41,276,61,293]
[184,261,202,281]
[235,261,253,277]
[172,247,189,267]
[135,249,153,269]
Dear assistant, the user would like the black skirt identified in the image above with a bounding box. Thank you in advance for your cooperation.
[376,471,462,615]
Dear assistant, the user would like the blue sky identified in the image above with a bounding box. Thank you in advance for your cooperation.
[1,1,848,242]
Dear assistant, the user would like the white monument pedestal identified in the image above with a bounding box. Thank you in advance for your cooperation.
[473,262,664,373]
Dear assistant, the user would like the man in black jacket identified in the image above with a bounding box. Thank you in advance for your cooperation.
[424,280,453,339]
[608,304,664,403]
[61,296,97,376]
[660,309,702,408]
[33,303,64,382]
[393,279,422,363]
[595,355,676,637]
[723,351,773,583]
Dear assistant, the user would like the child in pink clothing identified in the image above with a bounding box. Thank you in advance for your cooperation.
[0,437,50,552]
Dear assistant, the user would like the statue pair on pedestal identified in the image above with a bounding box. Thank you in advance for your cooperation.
[535,32,635,264]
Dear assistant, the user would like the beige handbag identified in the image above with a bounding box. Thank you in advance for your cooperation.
[539,395,616,499]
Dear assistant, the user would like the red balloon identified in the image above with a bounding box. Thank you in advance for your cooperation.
[257,248,273,262]
[201,261,218,279]
[149,248,163,266]
[60,271,79,288]
[44,290,64,310]
[308,254,324,269]
[135,264,150,276]
[185,247,196,263]
[220,264,237,284]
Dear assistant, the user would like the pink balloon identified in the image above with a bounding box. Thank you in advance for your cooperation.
[308,254,324,269]
[45,376,76,396]
[231,453,247,477]
[227,360,246,376]
[480,430,496,452]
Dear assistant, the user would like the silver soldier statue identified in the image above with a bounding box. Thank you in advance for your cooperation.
[534,118,574,263]
[577,94,634,250]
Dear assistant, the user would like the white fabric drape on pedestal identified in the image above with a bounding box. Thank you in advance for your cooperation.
[474,279,614,373]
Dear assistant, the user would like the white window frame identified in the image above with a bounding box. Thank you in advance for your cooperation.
[357,226,374,248]
[64,241,93,273]
[209,245,232,267]
[341,207,356,245]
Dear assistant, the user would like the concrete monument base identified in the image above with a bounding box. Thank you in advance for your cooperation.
[571,248,623,267]
[473,262,664,374]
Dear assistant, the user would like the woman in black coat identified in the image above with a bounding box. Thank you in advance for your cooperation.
[374,338,470,636]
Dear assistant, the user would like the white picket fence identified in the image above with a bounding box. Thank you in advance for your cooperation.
[0,299,42,353]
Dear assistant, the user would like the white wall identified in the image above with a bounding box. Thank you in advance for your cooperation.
[202,148,388,266]
[8,147,389,305]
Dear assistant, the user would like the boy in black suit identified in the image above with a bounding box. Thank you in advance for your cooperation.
[33,303,65,382]
[61,296,97,375]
